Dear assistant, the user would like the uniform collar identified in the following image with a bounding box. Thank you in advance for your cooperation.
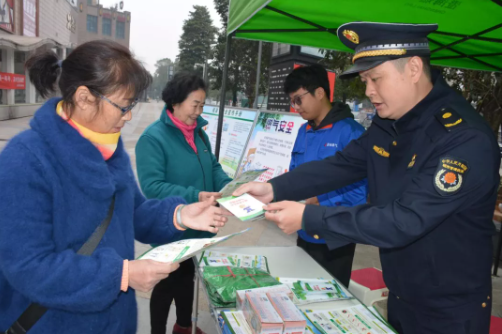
[393,70,455,134]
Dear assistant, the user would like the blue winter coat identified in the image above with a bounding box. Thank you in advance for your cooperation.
[0,98,185,333]
[290,106,368,244]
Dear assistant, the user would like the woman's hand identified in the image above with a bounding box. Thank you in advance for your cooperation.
[181,197,229,233]
[198,191,222,204]
[128,260,180,292]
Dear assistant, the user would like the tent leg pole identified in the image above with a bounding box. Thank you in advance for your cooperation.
[253,41,263,109]
[215,34,233,160]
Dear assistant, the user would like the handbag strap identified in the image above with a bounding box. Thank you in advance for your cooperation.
[5,195,116,334]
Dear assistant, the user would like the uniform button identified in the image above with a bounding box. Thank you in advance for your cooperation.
[392,141,397,146]
[396,296,400,299]
[313,235,320,240]
[488,296,491,300]
[482,302,487,308]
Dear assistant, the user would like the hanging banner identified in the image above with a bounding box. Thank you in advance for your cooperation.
[201,105,258,178]
[0,72,26,89]
[236,111,305,182]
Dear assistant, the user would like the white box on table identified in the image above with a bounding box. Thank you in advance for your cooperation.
[267,292,306,334]
[242,292,284,334]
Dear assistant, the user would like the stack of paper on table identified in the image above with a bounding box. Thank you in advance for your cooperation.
[276,278,352,305]
[220,310,253,334]
[303,305,397,334]
[200,251,270,272]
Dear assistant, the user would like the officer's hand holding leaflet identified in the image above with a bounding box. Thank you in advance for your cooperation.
[263,201,306,235]
[233,182,274,204]
[233,182,312,235]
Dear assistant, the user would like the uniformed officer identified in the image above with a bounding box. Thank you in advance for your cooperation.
[234,22,500,334]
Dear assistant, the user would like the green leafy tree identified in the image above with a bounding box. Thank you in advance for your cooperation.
[320,51,366,104]
[149,58,173,100]
[210,0,271,107]
[177,6,217,77]
[442,68,502,134]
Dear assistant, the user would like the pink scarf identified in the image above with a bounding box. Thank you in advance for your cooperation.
[167,110,198,153]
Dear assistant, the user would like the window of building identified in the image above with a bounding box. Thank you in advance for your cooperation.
[87,15,98,33]
[14,51,26,104]
[300,46,324,58]
[272,43,291,57]
[87,0,94,5]
[102,18,112,36]
[116,21,125,39]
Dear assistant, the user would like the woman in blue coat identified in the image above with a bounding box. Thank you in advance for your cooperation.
[0,40,227,334]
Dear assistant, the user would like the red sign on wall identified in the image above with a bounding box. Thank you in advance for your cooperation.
[0,72,26,90]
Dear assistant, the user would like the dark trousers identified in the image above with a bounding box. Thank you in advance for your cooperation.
[297,237,356,287]
[388,293,491,334]
[150,260,195,334]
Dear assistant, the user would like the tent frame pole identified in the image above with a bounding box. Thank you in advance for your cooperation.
[215,33,233,160]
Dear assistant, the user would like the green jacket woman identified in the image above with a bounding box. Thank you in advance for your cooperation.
[135,73,231,334]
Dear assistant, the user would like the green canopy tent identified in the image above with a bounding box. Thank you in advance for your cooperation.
[214,0,502,158]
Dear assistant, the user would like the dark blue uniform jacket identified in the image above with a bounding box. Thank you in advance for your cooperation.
[271,71,500,309]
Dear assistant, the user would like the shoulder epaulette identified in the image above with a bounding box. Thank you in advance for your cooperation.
[435,107,465,132]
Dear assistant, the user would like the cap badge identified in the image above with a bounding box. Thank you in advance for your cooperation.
[343,30,360,44]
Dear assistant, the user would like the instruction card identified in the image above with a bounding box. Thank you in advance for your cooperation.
[217,193,266,221]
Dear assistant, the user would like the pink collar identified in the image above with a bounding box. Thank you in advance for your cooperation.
[167,110,198,153]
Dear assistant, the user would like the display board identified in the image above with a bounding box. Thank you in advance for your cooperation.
[236,111,305,182]
[201,105,258,178]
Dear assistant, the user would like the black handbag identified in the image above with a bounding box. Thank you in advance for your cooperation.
[5,195,116,334]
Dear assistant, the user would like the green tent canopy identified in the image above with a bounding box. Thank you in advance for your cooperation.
[228,0,502,72]
[214,0,502,157]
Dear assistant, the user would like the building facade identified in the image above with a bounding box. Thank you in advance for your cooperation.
[0,0,131,120]
[77,0,131,48]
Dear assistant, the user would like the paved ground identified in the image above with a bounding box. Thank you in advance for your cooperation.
[1,102,502,333]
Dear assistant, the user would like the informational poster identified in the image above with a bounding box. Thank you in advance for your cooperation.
[236,111,305,182]
[201,105,257,178]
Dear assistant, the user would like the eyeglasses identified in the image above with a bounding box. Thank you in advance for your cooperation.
[94,92,138,115]
[290,91,310,109]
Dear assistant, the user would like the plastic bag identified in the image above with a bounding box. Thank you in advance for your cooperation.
[202,266,281,307]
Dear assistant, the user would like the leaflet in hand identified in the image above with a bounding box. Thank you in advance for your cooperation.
[219,169,268,198]
[303,305,397,334]
[217,193,266,221]
[276,277,352,305]
[199,250,270,272]
[138,228,251,263]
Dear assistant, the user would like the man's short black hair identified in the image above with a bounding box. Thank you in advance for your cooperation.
[284,64,330,99]
[162,72,206,112]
